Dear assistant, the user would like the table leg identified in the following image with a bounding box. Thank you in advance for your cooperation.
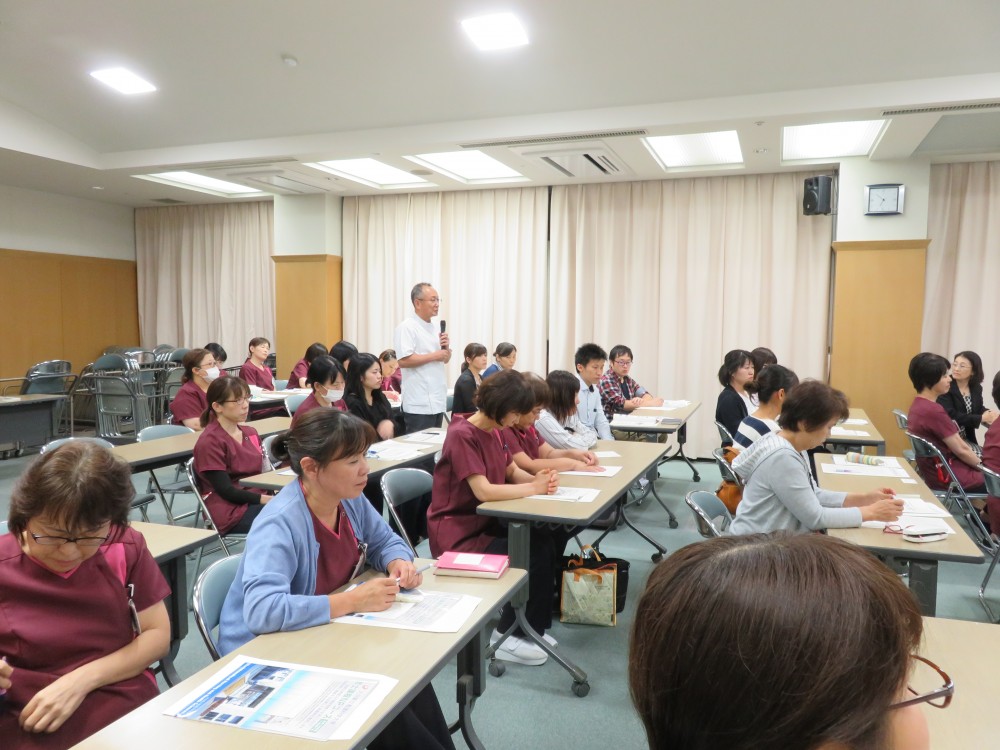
[452,628,486,750]
[661,424,700,481]
[877,441,886,456]
[157,555,189,670]
[903,557,938,616]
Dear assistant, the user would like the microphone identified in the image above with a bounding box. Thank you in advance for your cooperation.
[439,320,447,350]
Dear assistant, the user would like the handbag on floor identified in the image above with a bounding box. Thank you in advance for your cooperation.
[559,547,626,626]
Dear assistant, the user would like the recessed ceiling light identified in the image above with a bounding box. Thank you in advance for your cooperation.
[643,131,744,168]
[90,67,156,94]
[461,13,528,51]
[782,120,885,160]
[305,159,431,189]
[92,186,105,190]
[404,150,525,183]
[134,171,262,196]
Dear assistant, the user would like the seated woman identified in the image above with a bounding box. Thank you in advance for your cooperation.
[907,352,986,492]
[238,337,274,390]
[598,344,664,420]
[169,347,219,430]
[428,370,562,667]
[203,342,228,368]
[749,346,777,379]
[218,410,455,750]
[715,349,755,444]
[504,373,602,473]
[291,355,347,428]
[979,371,1000,531]
[937,350,998,456]
[734,364,798,449]
[731,380,902,534]
[329,340,359,370]
[192,376,272,535]
[534,369,599,450]
[629,533,937,750]
[451,342,488,416]
[379,348,402,401]
[0,442,170,750]
[344,352,395,441]
[288,342,329,389]
[481,342,517,379]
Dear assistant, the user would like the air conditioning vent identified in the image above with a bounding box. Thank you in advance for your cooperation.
[514,142,630,179]
[461,129,646,149]
[882,102,1000,116]
[152,198,185,204]
[202,162,345,194]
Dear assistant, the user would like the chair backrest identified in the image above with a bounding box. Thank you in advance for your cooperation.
[192,554,243,661]
[93,353,129,372]
[892,409,909,430]
[138,424,194,441]
[273,379,288,391]
[0,520,8,535]
[41,436,115,454]
[285,394,309,416]
[261,434,279,466]
[685,490,734,538]
[715,420,734,446]
[712,448,742,486]
[167,348,190,363]
[982,465,1000,497]
[379,468,433,554]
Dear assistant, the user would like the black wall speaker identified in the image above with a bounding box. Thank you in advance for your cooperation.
[803,175,833,215]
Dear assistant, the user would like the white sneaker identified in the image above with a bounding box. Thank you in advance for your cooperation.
[492,633,548,666]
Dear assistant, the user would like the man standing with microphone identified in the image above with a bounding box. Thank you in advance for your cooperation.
[394,282,451,433]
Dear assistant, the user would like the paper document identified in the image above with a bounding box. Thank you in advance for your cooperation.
[638,401,690,412]
[592,451,621,458]
[164,656,396,741]
[278,469,295,476]
[399,430,447,445]
[832,455,901,468]
[899,496,950,518]
[560,464,623,477]
[528,486,601,503]
[830,427,871,437]
[335,590,481,633]
[843,418,869,425]
[611,415,677,427]
[862,516,954,534]
[820,463,908,478]
[366,440,427,460]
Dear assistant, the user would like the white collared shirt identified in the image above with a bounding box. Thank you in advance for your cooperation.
[393,310,447,414]
[577,374,613,440]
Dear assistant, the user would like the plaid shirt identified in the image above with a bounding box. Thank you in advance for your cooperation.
[598,369,647,421]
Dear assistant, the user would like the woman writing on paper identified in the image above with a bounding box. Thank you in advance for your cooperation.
[534,370,599,450]
[730,380,902,535]
[937,350,998,455]
[288,342,328,389]
[290,356,347,428]
[169,347,219,430]
[379,349,402,401]
[0,442,170,750]
[428,369,565,667]
[451,342,488,416]
[218,409,455,750]
[192,376,272,535]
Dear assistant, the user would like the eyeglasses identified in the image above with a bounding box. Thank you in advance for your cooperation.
[419,297,442,304]
[30,530,109,548]
[952,362,971,370]
[197,360,218,369]
[890,655,954,710]
[223,397,250,405]
[614,359,633,367]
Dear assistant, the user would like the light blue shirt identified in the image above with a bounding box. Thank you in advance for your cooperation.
[577,374,613,440]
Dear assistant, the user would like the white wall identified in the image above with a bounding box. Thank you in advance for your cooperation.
[0,184,135,260]
[273,194,343,256]
[834,156,931,241]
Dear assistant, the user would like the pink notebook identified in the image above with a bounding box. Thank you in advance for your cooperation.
[435,551,510,579]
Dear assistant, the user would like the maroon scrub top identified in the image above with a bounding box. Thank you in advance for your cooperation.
[193,420,266,534]
[288,358,309,387]
[0,528,170,750]
[290,392,348,429]
[907,396,985,491]
[310,506,362,595]
[239,360,274,390]
[502,425,547,461]
[428,417,510,557]
[169,379,208,425]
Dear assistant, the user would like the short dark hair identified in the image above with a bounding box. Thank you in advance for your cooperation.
[608,345,633,363]
[749,346,777,376]
[304,342,329,364]
[776,379,849,432]
[410,282,432,304]
[248,337,270,352]
[475,369,533,422]
[908,352,950,392]
[182,347,212,384]
[629,533,922,750]
[574,343,607,369]
[717,349,752,388]
[954,350,985,387]
[748,363,798,403]
[461,342,488,372]
[8,441,134,537]
[329,340,358,366]
[493,342,516,358]
[379,349,397,362]
[545,370,580,423]
[522,372,551,408]
[201,375,251,428]
[203,342,227,365]
[270,410,376,476]
[305,355,345,388]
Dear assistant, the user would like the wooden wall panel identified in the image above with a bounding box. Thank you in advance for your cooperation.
[830,240,928,457]
[273,254,342,377]
[0,248,140,380]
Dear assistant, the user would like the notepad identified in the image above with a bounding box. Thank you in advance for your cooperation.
[560,465,623,477]
[528,486,601,503]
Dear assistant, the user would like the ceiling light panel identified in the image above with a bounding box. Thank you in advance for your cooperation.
[90,67,156,94]
[461,13,529,50]
[644,131,744,168]
[305,159,431,189]
[405,150,524,183]
[135,171,262,196]
[782,120,886,160]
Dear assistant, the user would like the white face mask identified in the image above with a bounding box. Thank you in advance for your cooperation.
[323,388,344,403]
[202,367,221,382]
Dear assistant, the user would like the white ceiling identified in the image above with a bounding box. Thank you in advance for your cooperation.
[2,0,1000,207]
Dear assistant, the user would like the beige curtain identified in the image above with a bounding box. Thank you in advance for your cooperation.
[550,175,833,457]
[135,201,275,361]
[342,188,549,383]
[924,162,1000,399]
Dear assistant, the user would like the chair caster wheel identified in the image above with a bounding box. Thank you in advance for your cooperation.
[669,519,679,529]
[571,681,590,697]
[651,552,663,563]
[692,472,701,481]
[488,660,506,677]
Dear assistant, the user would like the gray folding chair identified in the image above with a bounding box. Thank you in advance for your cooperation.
[138,424,197,523]
[273,379,288,391]
[712,447,742,486]
[977,466,1000,621]
[193,554,243,661]
[183,458,248,587]
[684,490,733,538]
[715,420,734,447]
[285,394,308,416]
[891,409,916,464]
[380,467,433,554]
[905,431,992,550]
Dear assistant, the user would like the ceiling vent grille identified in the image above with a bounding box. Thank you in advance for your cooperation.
[152,198,185,204]
[460,129,646,149]
[514,142,630,178]
[882,102,1000,116]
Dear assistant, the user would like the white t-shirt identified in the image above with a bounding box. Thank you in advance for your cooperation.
[393,311,447,414]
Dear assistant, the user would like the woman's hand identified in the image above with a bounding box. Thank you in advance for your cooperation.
[860,495,905,522]
[531,469,559,495]
[347,578,399,613]
[376,420,395,441]
[572,461,604,472]
[387,559,422,589]
[19,670,93,734]
[983,409,1000,426]
[0,658,12,692]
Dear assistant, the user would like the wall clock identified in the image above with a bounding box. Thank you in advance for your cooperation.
[865,184,904,215]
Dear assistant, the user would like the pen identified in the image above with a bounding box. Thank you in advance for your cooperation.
[395,562,435,584]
